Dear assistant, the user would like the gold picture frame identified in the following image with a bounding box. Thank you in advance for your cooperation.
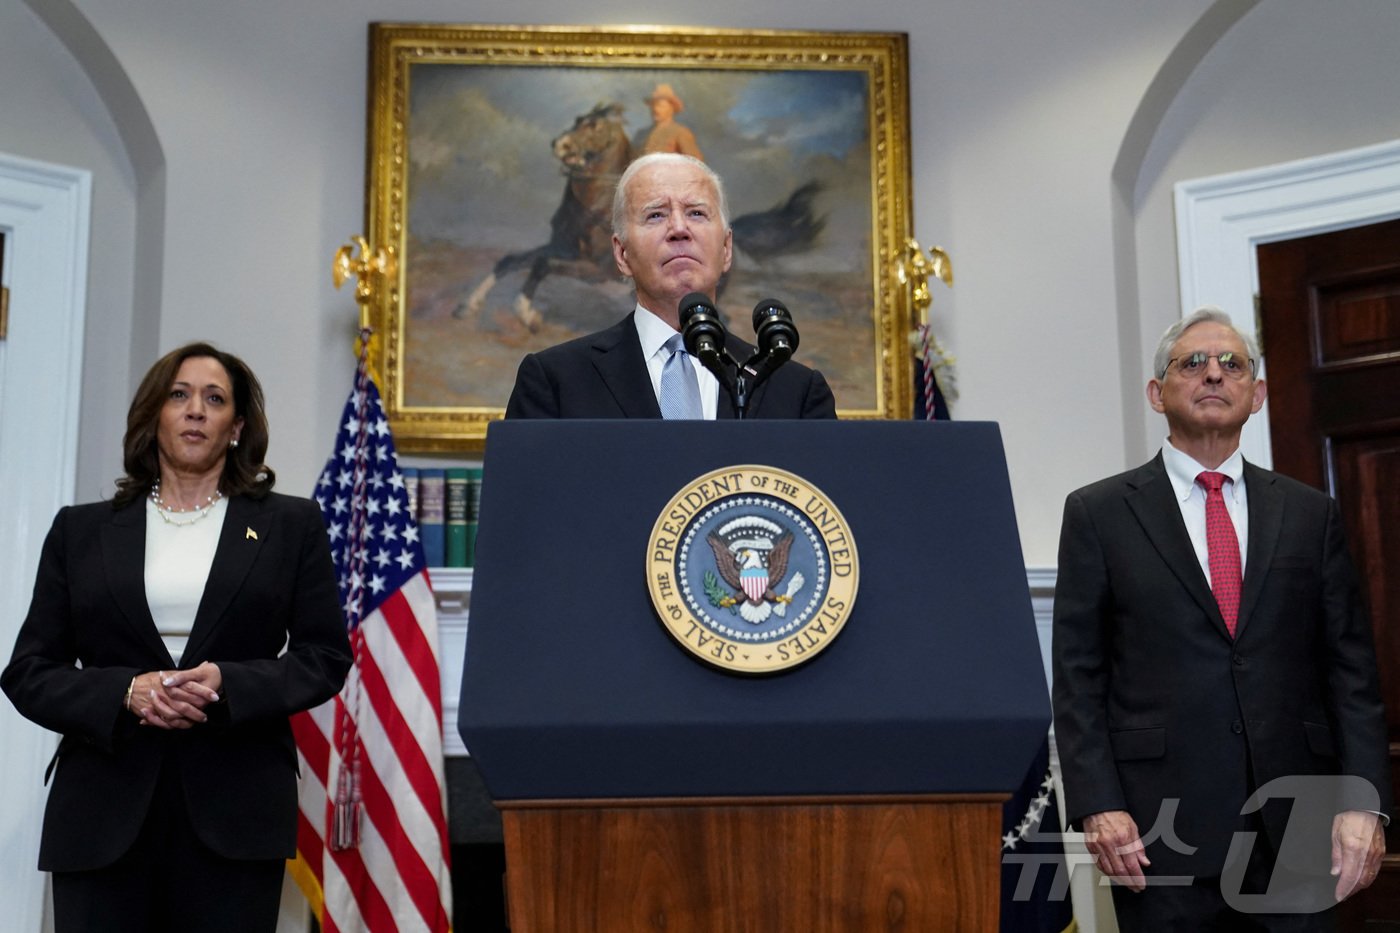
[365,23,913,450]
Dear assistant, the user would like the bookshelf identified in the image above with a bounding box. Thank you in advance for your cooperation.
[428,566,472,757]
[398,457,482,755]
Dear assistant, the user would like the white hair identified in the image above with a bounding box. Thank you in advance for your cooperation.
[1152,306,1261,379]
[611,152,730,242]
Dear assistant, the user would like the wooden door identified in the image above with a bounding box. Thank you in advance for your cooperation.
[1257,216,1400,927]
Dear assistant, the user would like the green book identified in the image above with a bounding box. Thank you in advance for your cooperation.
[445,468,469,568]
[465,467,484,568]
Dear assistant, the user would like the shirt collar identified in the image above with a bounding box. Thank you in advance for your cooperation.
[1161,438,1245,503]
[633,304,681,360]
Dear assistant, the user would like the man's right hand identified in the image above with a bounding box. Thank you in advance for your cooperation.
[1083,809,1151,891]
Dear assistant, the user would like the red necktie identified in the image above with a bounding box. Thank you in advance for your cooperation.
[1197,471,1241,637]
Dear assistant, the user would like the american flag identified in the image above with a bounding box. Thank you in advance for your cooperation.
[289,354,453,933]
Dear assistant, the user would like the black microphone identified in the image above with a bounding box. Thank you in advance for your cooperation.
[751,298,799,365]
[678,292,729,368]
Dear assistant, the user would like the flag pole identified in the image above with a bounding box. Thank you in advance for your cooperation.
[293,235,453,930]
[327,235,397,851]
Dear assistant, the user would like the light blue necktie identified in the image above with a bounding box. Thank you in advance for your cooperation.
[659,333,702,420]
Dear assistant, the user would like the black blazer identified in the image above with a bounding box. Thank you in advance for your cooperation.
[1,492,352,871]
[1051,455,1391,875]
[504,312,837,419]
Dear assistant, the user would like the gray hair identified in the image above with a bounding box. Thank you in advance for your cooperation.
[1152,306,1261,379]
[611,152,730,242]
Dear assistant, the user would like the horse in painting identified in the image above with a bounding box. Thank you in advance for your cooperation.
[458,102,632,331]
[460,101,830,332]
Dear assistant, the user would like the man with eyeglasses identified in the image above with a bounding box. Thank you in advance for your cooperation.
[1052,306,1390,930]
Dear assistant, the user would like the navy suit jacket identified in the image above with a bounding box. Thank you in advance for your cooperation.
[1052,455,1391,875]
[1,492,352,871]
[505,313,837,419]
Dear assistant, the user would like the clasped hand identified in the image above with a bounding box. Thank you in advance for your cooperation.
[128,662,223,729]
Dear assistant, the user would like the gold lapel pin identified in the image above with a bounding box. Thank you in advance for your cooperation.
[246,527,258,541]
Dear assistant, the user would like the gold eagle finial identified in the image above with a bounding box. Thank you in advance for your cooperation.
[332,236,396,333]
[893,238,953,327]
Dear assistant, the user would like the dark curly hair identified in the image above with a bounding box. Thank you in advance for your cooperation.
[112,342,276,508]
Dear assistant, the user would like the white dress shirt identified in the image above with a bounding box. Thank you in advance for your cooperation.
[1160,438,1248,585]
[635,304,720,420]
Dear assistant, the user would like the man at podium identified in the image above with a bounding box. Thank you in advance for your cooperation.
[504,152,836,420]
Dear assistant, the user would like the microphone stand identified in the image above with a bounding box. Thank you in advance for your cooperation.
[733,369,750,420]
[696,347,742,418]
[711,336,794,420]
[740,299,797,417]
[735,342,793,419]
[679,292,745,418]
[680,292,794,420]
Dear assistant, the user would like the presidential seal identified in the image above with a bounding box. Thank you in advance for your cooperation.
[647,465,859,674]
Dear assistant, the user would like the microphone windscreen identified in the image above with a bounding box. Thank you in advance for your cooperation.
[678,292,714,325]
[751,298,790,330]
[752,298,798,356]
[680,292,729,360]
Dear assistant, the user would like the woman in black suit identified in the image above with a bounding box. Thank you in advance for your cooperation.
[2,342,352,933]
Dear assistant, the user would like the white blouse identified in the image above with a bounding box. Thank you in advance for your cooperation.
[144,496,228,665]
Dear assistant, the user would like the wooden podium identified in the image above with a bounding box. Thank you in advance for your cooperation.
[498,795,1003,932]
[461,421,1049,931]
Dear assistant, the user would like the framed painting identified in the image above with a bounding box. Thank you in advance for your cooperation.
[365,23,914,449]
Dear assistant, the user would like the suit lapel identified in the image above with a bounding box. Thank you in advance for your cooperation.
[101,500,172,663]
[1236,461,1282,640]
[591,314,663,418]
[718,380,737,420]
[183,495,269,661]
[1124,454,1232,638]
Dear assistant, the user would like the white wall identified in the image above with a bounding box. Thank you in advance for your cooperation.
[7,0,1398,558]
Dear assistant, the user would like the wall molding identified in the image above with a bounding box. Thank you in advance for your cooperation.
[0,148,91,933]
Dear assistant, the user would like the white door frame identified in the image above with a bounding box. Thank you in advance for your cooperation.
[1174,138,1400,468]
[0,150,91,933]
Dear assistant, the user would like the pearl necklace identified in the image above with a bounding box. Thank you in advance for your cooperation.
[149,481,225,527]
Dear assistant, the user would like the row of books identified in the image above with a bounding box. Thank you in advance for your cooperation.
[403,467,483,568]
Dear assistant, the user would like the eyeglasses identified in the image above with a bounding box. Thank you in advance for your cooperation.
[1165,351,1255,380]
